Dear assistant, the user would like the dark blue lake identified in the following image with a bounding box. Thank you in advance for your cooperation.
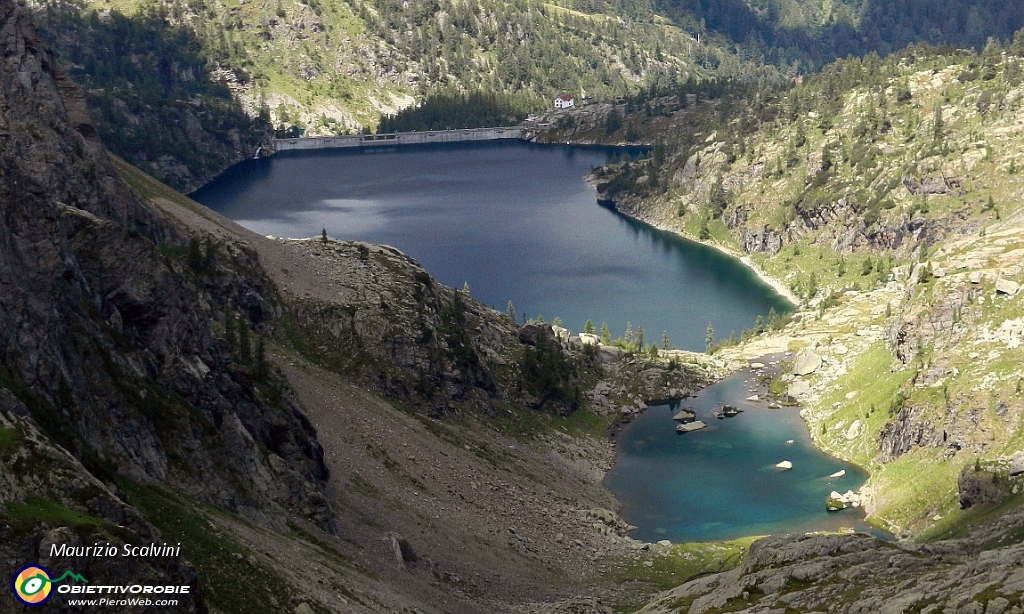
[191,140,791,352]
[604,368,877,541]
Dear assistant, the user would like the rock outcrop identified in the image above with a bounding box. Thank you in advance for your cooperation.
[637,509,1024,614]
[1,0,329,570]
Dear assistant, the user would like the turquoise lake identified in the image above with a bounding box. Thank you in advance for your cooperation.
[604,367,876,541]
[192,140,874,541]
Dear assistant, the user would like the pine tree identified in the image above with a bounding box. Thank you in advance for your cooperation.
[932,104,944,144]
[238,318,252,364]
[600,322,611,344]
[584,320,595,334]
[255,338,268,381]
[225,312,237,350]
[705,322,715,353]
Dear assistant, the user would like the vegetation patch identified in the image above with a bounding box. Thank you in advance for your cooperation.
[122,482,304,614]
[601,537,759,591]
[3,497,108,533]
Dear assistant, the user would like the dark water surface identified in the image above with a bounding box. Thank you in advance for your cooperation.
[604,368,878,541]
[192,141,791,351]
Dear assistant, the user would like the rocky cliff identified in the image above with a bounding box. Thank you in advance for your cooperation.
[0,0,336,604]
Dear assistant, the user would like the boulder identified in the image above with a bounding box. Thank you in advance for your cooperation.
[787,380,811,398]
[677,421,707,433]
[672,409,696,422]
[845,420,863,441]
[518,321,555,346]
[578,332,601,346]
[792,348,822,376]
[1009,453,1024,477]
[826,498,846,511]
[958,466,1012,509]
[995,278,1020,296]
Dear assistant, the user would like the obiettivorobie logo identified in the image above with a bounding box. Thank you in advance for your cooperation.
[11,564,88,606]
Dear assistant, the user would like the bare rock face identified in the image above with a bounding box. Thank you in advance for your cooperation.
[903,174,952,195]
[878,405,946,460]
[740,225,784,255]
[958,465,1014,509]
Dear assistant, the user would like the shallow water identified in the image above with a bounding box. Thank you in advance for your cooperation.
[604,367,880,541]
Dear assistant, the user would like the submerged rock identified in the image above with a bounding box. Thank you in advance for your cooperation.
[676,420,707,433]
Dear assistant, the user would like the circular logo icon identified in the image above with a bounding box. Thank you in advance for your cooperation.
[12,564,52,606]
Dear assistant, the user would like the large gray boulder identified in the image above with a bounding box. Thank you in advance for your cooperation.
[518,320,556,346]
[995,278,1020,295]
[792,348,822,376]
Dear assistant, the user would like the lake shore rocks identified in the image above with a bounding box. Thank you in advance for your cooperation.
[826,490,862,510]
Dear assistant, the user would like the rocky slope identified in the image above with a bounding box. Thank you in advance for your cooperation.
[636,496,1024,614]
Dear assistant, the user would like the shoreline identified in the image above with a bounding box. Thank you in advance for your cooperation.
[608,197,800,306]
[579,166,799,306]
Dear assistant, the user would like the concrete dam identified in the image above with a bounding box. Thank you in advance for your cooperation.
[271,126,531,152]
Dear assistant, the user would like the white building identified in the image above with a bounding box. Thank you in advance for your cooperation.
[554,93,575,109]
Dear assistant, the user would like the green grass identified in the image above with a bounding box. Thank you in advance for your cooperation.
[600,537,760,590]
[109,154,212,218]
[916,491,1024,545]
[3,497,107,532]
[122,482,304,614]
[811,341,912,466]
[0,425,24,454]
[869,447,965,536]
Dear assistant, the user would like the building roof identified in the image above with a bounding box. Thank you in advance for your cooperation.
[555,93,574,101]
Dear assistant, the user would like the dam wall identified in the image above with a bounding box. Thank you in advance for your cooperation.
[272,126,529,152]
